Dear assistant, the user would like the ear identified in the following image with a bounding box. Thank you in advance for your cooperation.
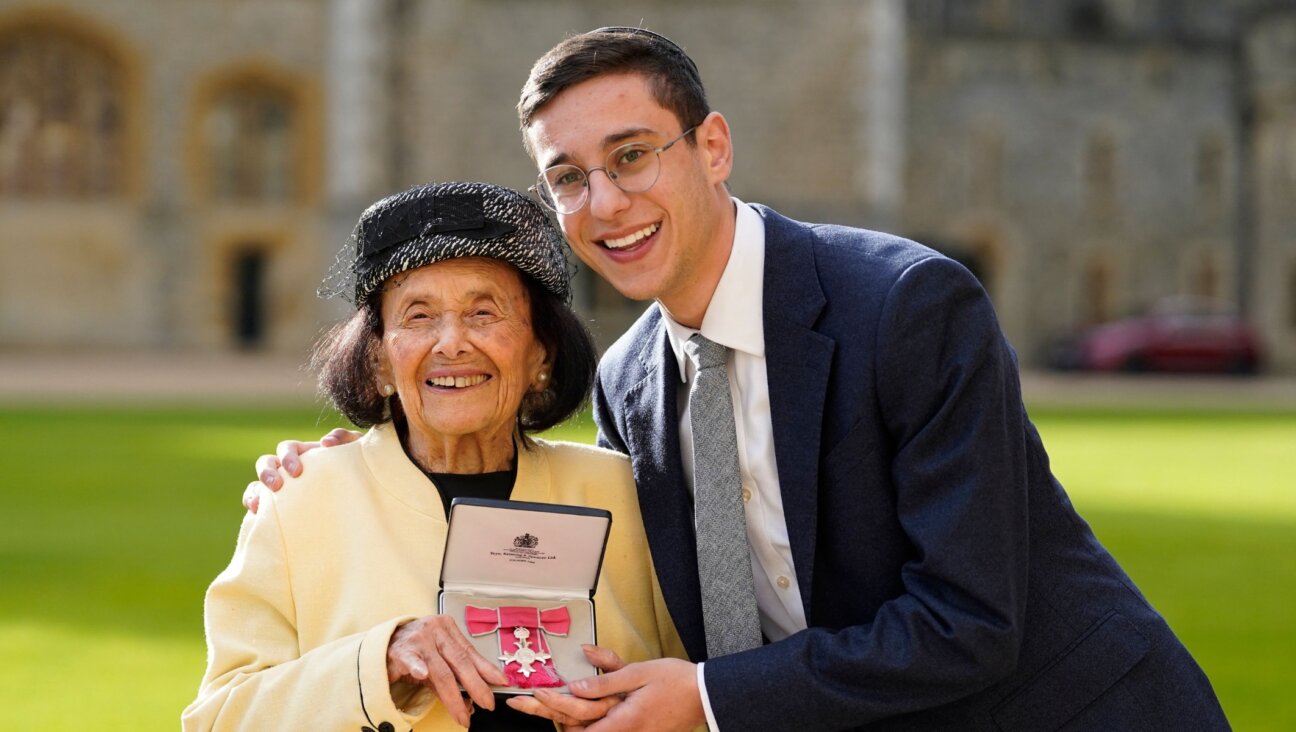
[695,111,734,186]
[529,342,552,391]
[372,344,395,392]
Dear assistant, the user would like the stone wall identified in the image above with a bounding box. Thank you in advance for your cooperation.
[904,34,1239,357]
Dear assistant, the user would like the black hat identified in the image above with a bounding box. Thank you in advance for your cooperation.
[323,181,571,304]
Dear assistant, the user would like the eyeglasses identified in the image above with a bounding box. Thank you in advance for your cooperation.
[531,126,697,214]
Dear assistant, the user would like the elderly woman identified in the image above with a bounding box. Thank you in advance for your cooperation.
[183,182,684,731]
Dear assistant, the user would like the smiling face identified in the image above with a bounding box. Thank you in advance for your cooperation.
[525,72,736,327]
[375,257,548,469]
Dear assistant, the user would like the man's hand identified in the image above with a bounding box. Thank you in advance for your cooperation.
[242,428,361,512]
[515,653,704,731]
[506,645,626,726]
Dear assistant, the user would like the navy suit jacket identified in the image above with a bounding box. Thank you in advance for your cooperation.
[592,205,1229,730]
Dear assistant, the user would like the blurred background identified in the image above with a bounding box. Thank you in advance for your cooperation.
[1,0,1295,367]
[1,0,1294,729]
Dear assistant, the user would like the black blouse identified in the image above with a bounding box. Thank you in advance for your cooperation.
[427,469,516,518]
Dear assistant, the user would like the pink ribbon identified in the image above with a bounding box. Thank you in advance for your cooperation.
[464,605,571,637]
[464,605,570,688]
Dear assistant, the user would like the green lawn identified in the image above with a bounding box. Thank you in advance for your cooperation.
[1029,408,1296,728]
[0,405,1291,729]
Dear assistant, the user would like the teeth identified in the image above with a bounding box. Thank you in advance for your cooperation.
[603,223,658,249]
[427,374,488,388]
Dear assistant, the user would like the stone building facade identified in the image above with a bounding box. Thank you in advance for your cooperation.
[0,1,327,352]
[1,0,1293,371]
[904,0,1296,370]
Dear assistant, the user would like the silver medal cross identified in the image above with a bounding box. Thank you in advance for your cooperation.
[499,626,550,677]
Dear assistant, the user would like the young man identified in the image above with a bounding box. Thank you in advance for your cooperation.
[254,28,1228,731]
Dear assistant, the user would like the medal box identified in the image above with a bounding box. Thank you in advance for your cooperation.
[438,497,612,695]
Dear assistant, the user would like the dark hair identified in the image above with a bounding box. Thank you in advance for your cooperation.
[312,297,384,427]
[518,28,710,154]
[312,267,596,437]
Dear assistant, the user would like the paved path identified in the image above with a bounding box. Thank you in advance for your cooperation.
[0,350,317,406]
[2,350,1295,410]
[1016,370,1296,411]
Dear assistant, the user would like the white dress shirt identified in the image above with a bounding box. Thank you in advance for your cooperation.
[660,199,807,729]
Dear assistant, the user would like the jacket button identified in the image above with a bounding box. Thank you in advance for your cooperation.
[741,488,752,502]
[776,575,790,590]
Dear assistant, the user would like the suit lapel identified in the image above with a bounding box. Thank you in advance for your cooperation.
[757,206,834,622]
[621,322,708,661]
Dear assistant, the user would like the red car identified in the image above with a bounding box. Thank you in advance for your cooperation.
[1051,299,1264,374]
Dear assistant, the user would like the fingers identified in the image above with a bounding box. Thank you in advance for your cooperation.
[254,453,284,492]
[274,440,318,477]
[386,615,508,727]
[386,643,429,683]
[421,651,474,727]
[388,635,475,727]
[436,633,500,712]
[568,666,640,700]
[505,645,629,726]
[581,659,704,731]
[467,643,510,687]
[242,482,262,514]
[505,694,589,727]
[508,688,621,726]
[321,427,362,447]
[582,644,626,673]
[256,432,357,498]
[504,695,555,722]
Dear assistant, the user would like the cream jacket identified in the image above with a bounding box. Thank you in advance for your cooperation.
[183,423,685,731]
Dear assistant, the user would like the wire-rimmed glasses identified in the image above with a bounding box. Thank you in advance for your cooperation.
[531,126,697,215]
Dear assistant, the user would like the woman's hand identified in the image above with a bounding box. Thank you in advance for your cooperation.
[506,644,627,727]
[242,428,362,512]
[387,615,509,728]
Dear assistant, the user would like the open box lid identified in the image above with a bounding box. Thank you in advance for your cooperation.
[440,498,612,598]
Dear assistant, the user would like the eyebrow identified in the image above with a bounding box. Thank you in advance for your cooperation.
[398,288,504,309]
[542,126,658,169]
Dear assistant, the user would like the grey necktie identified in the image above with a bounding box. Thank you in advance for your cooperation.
[684,333,763,657]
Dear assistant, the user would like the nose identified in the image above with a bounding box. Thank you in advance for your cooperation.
[431,316,471,357]
[585,168,631,220]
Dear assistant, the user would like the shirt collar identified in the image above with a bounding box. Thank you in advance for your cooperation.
[663,198,766,382]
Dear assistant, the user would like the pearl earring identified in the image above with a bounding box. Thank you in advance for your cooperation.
[382,384,395,396]
[537,373,548,382]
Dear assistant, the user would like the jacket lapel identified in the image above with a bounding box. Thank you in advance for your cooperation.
[756,206,834,622]
[620,320,708,661]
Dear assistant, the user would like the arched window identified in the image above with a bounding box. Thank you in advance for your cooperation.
[230,245,269,348]
[0,27,125,197]
[203,83,295,202]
